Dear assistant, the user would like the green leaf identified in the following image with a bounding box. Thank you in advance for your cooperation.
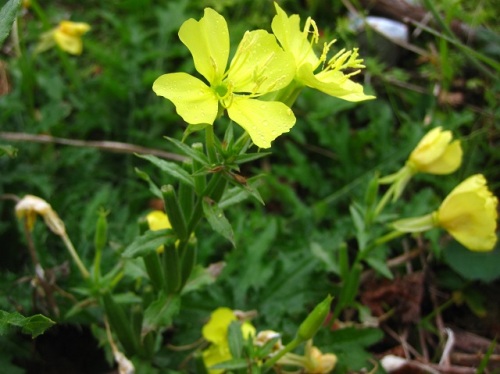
[122,229,173,258]
[0,0,21,46]
[310,242,339,274]
[136,154,194,187]
[0,310,55,338]
[135,167,162,198]
[0,145,18,158]
[365,256,393,279]
[234,152,271,165]
[227,321,244,359]
[202,197,235,246]
[182,123,209,141]
[142,292,180,336]
[442,240,500,282]
[211,358,249,370]
[166,137,209,165]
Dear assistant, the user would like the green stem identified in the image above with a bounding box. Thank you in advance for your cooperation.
[263,337,301,371]
[60,232,90,279]
[205,125,217,164]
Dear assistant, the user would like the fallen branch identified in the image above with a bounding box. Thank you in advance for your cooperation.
[0,131,186,161]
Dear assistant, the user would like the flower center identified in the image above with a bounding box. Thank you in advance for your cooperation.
[214,84,228,98]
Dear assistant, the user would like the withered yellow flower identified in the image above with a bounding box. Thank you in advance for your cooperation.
[15,195,65,235]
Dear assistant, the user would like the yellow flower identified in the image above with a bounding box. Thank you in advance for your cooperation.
[392,174,498,251]
[15,195,65,235]
[436,174,498,251]
[202,307,256,373]
[408,127,462,174]
[153,8,296,148]
[271,3,374,103]
[36,21,91,55]
[379,127,462,203]
[277,340,337,374]
[306,346,338,374]
[146,210,171,253]
[146,210,171,231]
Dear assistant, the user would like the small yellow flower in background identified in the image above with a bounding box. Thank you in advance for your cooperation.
[153,8,296,149]
[407,126,462,174]
[393,174,498,252]
[146,210,171,253]
[379,127,463,203]
[202,307,256,373]
[271,3,375,103]
[15,195,65,235]
[146,210,171,231]
[436,174,498,251]
[36,20,91,55]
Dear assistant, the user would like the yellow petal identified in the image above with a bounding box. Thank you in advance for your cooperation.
[202,307,236,345]
[178,8,229,84]
[202,344,231,374]
[146,210,171,231]
[227,30,295,94]
[298,65,375,102]
[272,3,319,68]
[438,174,498,251]
[54,30,83,55]
[58,21,91,36]
[420,139,462,174]
[409,127,454,169]
[153,72,218,125]
[227,97,296,148]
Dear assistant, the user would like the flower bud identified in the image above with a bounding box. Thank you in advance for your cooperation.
[297,295,333,342]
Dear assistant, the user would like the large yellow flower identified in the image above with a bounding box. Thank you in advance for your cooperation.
[408,127,463,174]
[393,174,498,251]
[153,8,296,148]
[271,3,374,103]
[36,21,91,55]
[436,174,498,251]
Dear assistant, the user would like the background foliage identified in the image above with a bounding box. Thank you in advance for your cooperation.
[1,0,498,372]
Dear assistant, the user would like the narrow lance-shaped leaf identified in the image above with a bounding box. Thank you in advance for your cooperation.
[122,229,173,258]
[136,154,194,187]
[0,0,21,46]
[202,197,235,246]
